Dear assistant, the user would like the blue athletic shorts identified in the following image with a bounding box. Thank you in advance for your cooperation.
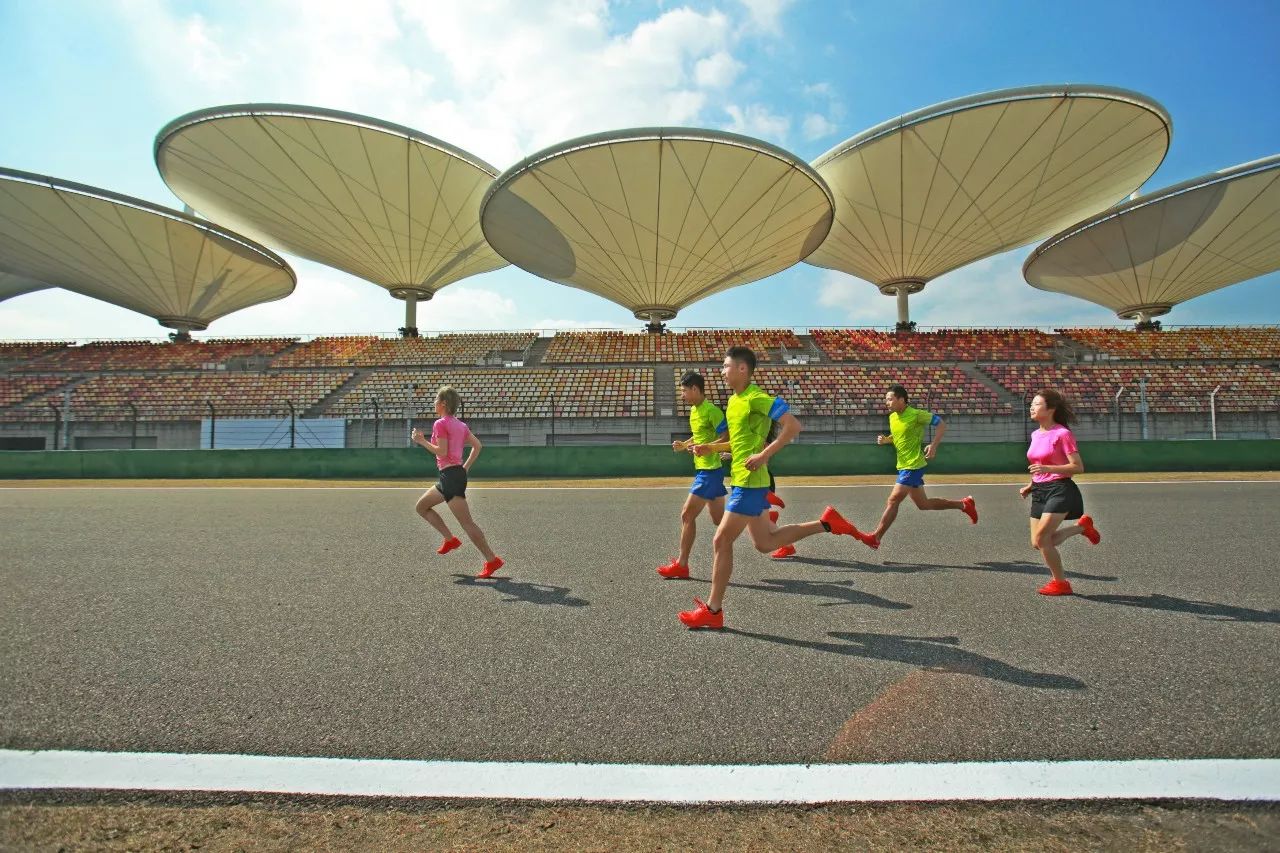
[896,468,926,488]
[726,486,770,517]
[690,469,728,500]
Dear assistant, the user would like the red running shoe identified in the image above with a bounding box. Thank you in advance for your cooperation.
[768,509,779,524]
[961,496,978,525]
[821,506,879,550]
[437,536,462,555]
[656,558,690,579]
[1078,515,1101,545]
[771,544,796,559]
[477,557,504,579]
[678,597,723,629]
[1038,578,1073,596]
[766,492,786,509]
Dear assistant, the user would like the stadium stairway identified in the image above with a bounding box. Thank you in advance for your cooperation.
[654,365,675,416]
[522,336,553,366]
[308,370,369,417]
[960,364,1023,411]
[793,334,827,362]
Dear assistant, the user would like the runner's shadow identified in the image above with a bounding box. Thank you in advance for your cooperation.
[727,629,1085,690]
[452,575,589,608]
[1081,593,1279,624]
[726,577,912,610]
[880,559,1118,582]
[785,556,938,575]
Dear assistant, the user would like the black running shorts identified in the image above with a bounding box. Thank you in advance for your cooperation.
[1029,478,1084,520]
[437,465,468,501]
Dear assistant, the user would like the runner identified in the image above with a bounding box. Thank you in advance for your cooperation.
[866,384,978,548]
[1021,388,1101,596]
[657,371,728,579]
[678,347,872,629]
[411,386,504,579]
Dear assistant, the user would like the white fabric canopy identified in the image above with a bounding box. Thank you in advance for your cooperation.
[0,168,295,332]
[807,85,1172,296]
[480,128,833,322]
[156,105,508,303]
[1024,154,1280,319]
[0,272,50,302]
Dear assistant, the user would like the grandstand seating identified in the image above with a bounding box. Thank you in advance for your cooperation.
[1058,327,1280,360]
[543,329,802,363]
[269,336,378,367]
[270,333,538,367]
[2,371,353,421]
[0,342,70,366]
[354,333,538,366]
[811,329,1056,361]
[14,339,298,372]
[2,328,1276,432]
[330,369,654,419]
[675,365,1004,416]
[980,363,1280,413]
[0,375,75,408]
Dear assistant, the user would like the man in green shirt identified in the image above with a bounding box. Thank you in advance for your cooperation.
[657,371,729,579]
[679,347,874,630]
[867,384,978,548]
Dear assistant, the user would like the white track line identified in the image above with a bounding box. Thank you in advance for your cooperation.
[1,751,1277,802]
[1,480,1277,491]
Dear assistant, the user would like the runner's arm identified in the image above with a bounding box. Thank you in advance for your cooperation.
[463,432,482,471]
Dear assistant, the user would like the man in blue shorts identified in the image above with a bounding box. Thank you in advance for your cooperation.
[867,384,978,548]
[658,371,728,579]
[678,347,873,629]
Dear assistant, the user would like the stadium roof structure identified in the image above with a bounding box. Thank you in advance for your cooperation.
[0,272,50,302]
[155,104,508,337]
[480,127,834,331]
[0,167,296,339]
[805,85,1172,330]
[1025,154,1280,326]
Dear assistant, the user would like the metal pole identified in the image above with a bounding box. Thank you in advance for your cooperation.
[405,383,416,446]
[1113,388,1124,441]
[207,401,216,449]
[549,394,556,447]
[1138,377,1149,440]
[49,402,61,451]
[286,400,296,449]
[62,388,72,449]
[128,402,138,449]
[1211,385,1222,440]
[372,399,381,448]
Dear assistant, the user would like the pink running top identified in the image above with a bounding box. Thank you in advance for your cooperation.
[1027,424,1079,483]
[430,415,469,469]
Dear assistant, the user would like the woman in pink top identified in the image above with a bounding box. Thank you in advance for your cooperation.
[1020,388,1101,596]
[410,386,504,579]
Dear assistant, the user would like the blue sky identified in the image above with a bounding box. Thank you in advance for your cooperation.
[1,0,1277,339]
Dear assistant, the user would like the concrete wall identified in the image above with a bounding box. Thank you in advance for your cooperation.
[3,439,1276,479]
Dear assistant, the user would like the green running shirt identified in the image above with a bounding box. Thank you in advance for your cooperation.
[725,383,790,488]
[688,400,727,471]
[889,405,939,470]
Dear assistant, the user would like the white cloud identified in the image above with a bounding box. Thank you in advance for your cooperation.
[111,1,786,168]
[816,270,892,326]
[735,0,795,33]
[723,103,790,142]
[802,112,837,140]
[0,290,163,341]
[816,251,1119,328]
[695,51,745,89]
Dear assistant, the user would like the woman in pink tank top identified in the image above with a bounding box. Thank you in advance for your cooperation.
[410,385,504,579]
[1020,388,1102,596]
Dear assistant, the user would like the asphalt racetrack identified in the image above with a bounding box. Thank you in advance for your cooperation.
[3,479,1277,770]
